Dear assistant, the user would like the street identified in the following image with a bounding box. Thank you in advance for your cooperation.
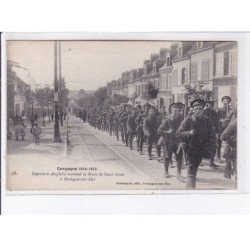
[6,114,236,191]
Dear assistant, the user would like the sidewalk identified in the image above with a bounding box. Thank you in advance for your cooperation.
[7,117,66,156]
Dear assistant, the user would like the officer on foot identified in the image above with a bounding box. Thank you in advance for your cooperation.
[176,99,216,189]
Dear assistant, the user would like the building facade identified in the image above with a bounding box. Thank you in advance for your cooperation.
[213,41,237,108]
[7,62,31,118]
[106,41,238,110]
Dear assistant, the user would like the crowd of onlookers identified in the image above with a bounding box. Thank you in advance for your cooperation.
[7,113,42,145]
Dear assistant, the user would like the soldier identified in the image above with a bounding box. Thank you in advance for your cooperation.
[106,107,115,136]
[135,104,145,155]
[176,99,216,189]
[113,107,121,141]
[204,101,220,168]
[221,118,237,180]
[119,105,129,145]
[127,107,137,150]
[217,96,232,162]
[158,102,184,179]
[156,106,167,161]
[143,106,159,160]
[221,100,237,179]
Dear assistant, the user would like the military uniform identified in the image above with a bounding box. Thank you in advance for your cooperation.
[221,118,237,179]
[118,109,128,145]
[135,111,145,154]
[217,96,233,160]
[176,99,216,189]
[113,111,121,141]
[127,110,137,150]
[143,108,159,160]
[204,101,220,167]
[158,102,184,178]
[155,110,167,160]
[106,109,115,136]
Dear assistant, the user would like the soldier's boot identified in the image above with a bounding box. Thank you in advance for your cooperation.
[148,147,152,160]
[121,130,125,142]
[129,139,133,150]
[170,158,175,168]
[186,176,196,189]
[140,140,143,155]
[224,159,232,179]
[125,134,129,147]
[176,161,183,180]
[157,146,161,161]
[216,146,223,163]
[137,140,140,152]
[164,160,171,178]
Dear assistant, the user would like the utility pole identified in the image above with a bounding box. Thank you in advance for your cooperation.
[59,41,63,126]
[54,41,62,142]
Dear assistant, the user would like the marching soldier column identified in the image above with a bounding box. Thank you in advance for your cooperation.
[74,95,237,190]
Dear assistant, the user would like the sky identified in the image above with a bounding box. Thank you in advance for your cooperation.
[7,40,171,91]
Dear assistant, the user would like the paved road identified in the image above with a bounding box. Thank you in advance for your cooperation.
[67,115,236,191]
[6,115,236,191]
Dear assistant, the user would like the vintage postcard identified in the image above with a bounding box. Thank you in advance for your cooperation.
[1,33,240,193]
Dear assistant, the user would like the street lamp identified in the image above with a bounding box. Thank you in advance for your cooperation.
[53,41,62,143]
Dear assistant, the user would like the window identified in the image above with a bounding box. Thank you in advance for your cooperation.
[216,50,237,77]
[215,52,224,76]
[168,74,172,89]
[191,62,198,81]
[230,49,237,76]
[161,74,167,89]
[153,65,157,74]
[224,51,229,76]
[173,69,178,85]
[167,57,171,66]
[165,75,168,89]
[201,59,210,80]
[181,68,187,84]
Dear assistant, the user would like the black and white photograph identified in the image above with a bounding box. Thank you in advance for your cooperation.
[3,36,238,192]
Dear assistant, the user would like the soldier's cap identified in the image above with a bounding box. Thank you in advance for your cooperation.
[221,96,232,103]
[190,98,206,108]
[169,102,184,112]
[143,103,151,108]
[206,100,215,105]
[135,104,142,109]
[149,106,157,111]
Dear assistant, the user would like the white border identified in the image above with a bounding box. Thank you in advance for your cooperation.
[1,32,250,214]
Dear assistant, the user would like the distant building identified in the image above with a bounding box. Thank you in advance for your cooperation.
[158,48,175,110]
[106,41,237,110]
[139,51,167,107]
[7,62,31,118]
[127,69,138,104]
[188,41,215,103]
[171,41,194,103]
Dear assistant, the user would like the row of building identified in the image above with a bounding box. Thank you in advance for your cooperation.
[106,41,237,109]
[7,60,32,118]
